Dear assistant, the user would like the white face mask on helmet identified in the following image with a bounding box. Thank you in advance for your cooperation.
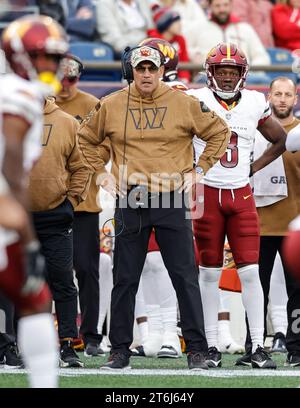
[205,43,249,100]
[210,73,245,100]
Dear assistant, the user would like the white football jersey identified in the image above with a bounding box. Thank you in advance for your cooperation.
[165,80,188,92]
[0,74,44,268]
[0,73,44,174]
[188,87,271,189]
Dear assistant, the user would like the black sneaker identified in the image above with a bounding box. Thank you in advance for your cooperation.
[84,343,105,357]
[205,346,222,368]
[285,352,300,367]
[0,343,24,369]
[187,351,208,370]
[251,345,277,369]
[235,349,252,366]
[271,332,287,354]
[100,352,131,370]
[60,340,84,368]
[131,345,145,357]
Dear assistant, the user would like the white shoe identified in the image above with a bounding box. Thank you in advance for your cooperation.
[159,332,182,358]
[219,340,245,354]
[143,333,163,357]
[100,336,111,353]
[157,345,181,358]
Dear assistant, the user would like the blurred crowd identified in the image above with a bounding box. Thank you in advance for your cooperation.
[1,0,300,74]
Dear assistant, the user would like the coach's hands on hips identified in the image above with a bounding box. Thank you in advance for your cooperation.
[97,173,126,198]
[22,240,46,296]
[178,168,204,193]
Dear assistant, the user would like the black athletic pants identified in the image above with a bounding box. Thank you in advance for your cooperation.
[109,190,208,356]
[32,198,78,339]
[245,236,300,354]
[73,211,102,346]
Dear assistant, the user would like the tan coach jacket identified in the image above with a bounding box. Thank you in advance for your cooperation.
[28,98,91,211]
[77,81,231,192]
[56,89,110,213]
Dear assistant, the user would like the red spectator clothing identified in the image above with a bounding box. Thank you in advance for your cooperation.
[147,29,191,82]
[272,4,300,51]
[231,0,274,47]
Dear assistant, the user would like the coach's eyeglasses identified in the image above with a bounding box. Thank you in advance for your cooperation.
[63,76,79,84]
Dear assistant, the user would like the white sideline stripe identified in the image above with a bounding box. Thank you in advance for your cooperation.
[1,368,300,378]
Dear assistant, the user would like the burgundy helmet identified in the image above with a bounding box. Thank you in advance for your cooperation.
[205,42,249,99]
[139,37,179,82]
[2,15,68,80]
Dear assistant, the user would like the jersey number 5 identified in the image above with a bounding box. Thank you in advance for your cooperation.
[220,132,238,168]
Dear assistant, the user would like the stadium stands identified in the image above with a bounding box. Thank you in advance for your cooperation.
[266,47,298,83]
[0,5,39,34]
[69,42,121,82]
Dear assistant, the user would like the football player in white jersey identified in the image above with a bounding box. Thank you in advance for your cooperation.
[138,38,246,358]
[0,15,68,387]
[188,43,287,369]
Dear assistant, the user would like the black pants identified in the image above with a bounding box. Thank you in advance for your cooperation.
[73,211,101,345]
[32,199,78,339]
[0,291,15,358]
[109,191,208,356]
[245,236,300,353]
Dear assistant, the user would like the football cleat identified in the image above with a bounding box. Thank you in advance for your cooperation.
[235,349,252,367]
[131,345,146,357]
[0,343,24,369]
[60,340,84,368]
[205,346,222,368]
[251,346,277,369]
[271,332,287,354]
[285,352,300,367]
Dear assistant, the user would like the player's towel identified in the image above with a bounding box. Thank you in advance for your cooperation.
[251,130,287,207]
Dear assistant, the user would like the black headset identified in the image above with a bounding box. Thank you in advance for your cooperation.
[121,46,165,84]
[103,46,165,237]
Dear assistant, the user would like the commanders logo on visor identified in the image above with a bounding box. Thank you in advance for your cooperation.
[131,46,161,68]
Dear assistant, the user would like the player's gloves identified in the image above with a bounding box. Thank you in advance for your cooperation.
[21,241,45,295]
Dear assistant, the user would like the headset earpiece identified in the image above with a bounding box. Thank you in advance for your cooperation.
[121,46,134,84]
[121,46,165,84]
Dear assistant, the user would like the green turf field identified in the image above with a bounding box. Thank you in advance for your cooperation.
[0,353,300,388]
